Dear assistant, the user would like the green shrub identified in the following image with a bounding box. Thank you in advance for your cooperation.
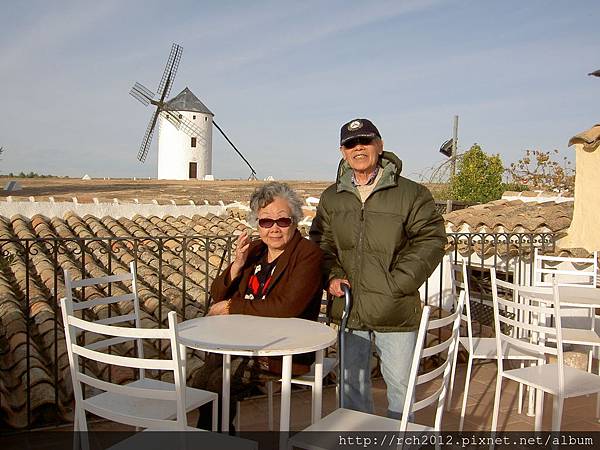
[450,144,504,203]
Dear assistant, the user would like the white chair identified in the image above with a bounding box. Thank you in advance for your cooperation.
[61,297,217,431]
[533,249,600,374]
[490,269,600,431]
[264,356,338,430]
[64,262,143,330]
[62,265,218,431]
[533,248,598,288]
[288,297,464,450]
[447,260,539,430]
[61,297,258,450]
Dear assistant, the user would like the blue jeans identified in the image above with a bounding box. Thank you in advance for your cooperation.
[342,329,417,419]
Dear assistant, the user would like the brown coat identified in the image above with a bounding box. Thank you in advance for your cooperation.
[211,230,324,319]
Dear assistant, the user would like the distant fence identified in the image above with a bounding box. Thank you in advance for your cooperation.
[0,231,557,430]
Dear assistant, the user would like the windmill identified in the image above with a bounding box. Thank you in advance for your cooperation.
[130,43,257,179]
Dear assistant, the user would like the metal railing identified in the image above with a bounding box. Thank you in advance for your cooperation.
[0,231,558,430]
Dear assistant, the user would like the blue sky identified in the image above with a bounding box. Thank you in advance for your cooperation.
[1,0,599,181]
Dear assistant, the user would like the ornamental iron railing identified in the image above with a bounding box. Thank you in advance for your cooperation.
[0,231,557,429]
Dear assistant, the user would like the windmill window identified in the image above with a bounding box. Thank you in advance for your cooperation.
[205,117,208,122]
[193,115,196,120]
[178,114,182,119]
[191,137,197,148]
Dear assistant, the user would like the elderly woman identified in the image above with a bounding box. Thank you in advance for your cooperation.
[207,181,323,323]
[197,182,324,431]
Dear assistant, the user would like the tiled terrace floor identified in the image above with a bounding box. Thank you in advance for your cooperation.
[233,361,600,432]
[8,360,599,442]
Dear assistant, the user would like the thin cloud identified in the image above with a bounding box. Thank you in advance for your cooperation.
[0,1,120,73]
[206,0,445,73]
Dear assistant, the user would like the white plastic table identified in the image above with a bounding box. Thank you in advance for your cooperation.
[178,314,337,433]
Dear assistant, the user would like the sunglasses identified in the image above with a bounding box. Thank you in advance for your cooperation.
[342,136,375,149]
[258,217,293,228]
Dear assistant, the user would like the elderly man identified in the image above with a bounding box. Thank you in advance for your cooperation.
[310,118,446,418]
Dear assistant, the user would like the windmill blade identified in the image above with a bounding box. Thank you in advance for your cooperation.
[138,109,160,162]
[156,43,183,101]
[129,82,155,106]
[162,111,207,145]
[213,120,257,178]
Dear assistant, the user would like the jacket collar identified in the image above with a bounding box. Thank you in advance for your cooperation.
[335,151,403,195]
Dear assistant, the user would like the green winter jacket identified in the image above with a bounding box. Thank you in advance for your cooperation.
[309,151,447,332]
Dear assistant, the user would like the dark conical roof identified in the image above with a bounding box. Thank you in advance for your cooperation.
[163,87,214,115]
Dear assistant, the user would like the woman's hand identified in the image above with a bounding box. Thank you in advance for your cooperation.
[207,300,230,316]
[230,231,251,280]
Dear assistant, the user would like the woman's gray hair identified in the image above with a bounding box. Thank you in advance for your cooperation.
[247,182,304,226]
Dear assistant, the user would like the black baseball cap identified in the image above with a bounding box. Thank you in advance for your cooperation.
[340,118,381,146]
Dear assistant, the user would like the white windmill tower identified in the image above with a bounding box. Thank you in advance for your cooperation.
[158,87,213,179]
[129,43,257,180]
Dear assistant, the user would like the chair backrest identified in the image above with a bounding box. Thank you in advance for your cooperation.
[490,268,565,390]
[64,262,145,377]
[60,296,187,430]
[400,292,465,431]
[533,248,598,288]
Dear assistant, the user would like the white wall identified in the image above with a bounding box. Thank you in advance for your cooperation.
[0,200,225,219]
[157,111,213,180]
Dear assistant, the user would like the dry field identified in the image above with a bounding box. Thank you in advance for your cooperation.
[0,177,334,204]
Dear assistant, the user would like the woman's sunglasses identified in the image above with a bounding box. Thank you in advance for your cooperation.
[258,217,293,228]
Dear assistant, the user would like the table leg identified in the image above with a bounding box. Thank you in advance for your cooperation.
[222,354,231,432]
[279,354,293,431]
[279,354,293,450]
[312,350,324,423]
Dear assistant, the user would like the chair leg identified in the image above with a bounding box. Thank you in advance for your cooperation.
[491,374,503,431]
[551,396,564,431]
[458,356,474,432]
[73,412,79,450]
[267,380,274,431]
[77,409,89,450]
[78,408,88,432]
[447,342,461,411]
[534,389,544,431]
[526,384,536,417]
[212,398,218,432]
[311,384,317,424]
[517,362,525,414]
[597,361,600,419]
[235,400,241,431]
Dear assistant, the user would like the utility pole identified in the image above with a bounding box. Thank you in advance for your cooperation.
[451,115,459,178]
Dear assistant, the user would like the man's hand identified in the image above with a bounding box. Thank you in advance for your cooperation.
[328,278,351,297]
[207,300,230,316]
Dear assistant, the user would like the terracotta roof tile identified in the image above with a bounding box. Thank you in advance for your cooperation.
[444,198,579,257]
[444,199,573,234]
[0,212,253,429]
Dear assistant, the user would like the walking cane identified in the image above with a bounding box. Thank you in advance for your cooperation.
[339,283,353,408]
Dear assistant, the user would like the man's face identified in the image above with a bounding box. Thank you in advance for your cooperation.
[340,137,384,175]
